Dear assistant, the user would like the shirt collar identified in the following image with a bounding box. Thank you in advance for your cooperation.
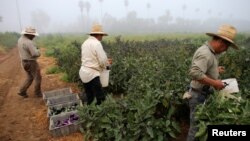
[205,41,215,54]
[88,36,98,41]
[22,35,31,40]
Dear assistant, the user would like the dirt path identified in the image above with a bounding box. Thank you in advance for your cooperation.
[0,47,83,141]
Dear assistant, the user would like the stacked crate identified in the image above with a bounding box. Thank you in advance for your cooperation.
[43,88,82,137]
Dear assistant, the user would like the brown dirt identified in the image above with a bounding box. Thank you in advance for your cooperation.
[0,47,83,141]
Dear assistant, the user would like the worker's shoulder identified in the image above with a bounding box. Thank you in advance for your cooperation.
[196,44,210,54]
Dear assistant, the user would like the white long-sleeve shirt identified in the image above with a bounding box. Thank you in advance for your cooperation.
[79,36,108,83]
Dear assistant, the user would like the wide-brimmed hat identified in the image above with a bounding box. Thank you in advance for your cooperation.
[89,24,108,36]
[21,26,39,36]
[206,24,238,49]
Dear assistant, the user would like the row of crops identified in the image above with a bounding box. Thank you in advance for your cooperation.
[0,32,20,53]
[37,33,250,140]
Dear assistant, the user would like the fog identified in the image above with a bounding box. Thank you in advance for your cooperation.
[1,0,250,34]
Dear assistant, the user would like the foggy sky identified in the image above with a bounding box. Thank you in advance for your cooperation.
[0,0,250,33]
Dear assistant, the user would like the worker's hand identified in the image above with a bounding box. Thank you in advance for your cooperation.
[218,66,225,74]
[108,58,112,65]
[213,80,225,90]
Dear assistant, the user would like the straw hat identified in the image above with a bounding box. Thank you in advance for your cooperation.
[206,24,238,49]
[89,24,108,36]
[21,26,39,36]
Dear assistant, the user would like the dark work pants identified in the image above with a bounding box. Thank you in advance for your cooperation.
[19,60,42,96]
[83,77,106,105]
[187,90,206,141]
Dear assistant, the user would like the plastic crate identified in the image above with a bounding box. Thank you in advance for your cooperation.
[49,111,80,137]
[46,94,80,106]
[47,99,83,117]
[43,88,72,103]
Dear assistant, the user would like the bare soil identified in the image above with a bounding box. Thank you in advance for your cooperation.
[0,47,83,141]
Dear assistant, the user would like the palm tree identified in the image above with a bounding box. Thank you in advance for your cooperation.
[146,2,151,19]
[182,4,187,19]
[98,0,104,21]
[16,0,22,31]
[78,0,84,19]
[85,2,91,14]
[85,1,91,28]
[124,0,129,13]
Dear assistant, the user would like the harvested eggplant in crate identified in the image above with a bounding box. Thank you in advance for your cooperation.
[47,99,83,117]
[49,111,80,137]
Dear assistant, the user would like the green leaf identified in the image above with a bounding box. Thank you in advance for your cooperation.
[146,127,154,138]
[101,124,111,129]
[171,121,181,133]
[165,120,170,127]
[162,98,169,108]
[195,122,206,137]
[86,122,93,128]
[157,132,164,141]
[167,105,175,119]
[168,131,176,138]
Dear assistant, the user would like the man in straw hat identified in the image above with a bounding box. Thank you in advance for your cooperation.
[17,26,42,98]
[79,24,112,105]
[186,24,239,141]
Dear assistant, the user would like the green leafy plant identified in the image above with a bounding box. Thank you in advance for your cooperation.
[38,33,250,140]
[195,92,250,141]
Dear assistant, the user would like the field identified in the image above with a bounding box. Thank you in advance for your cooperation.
[0,32,249,141]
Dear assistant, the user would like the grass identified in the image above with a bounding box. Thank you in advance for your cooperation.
[46,66,61,74]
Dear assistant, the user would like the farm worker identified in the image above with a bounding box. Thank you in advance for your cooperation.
[186,24,239,141]
[17,26,42,98]
[79,24,112,105]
